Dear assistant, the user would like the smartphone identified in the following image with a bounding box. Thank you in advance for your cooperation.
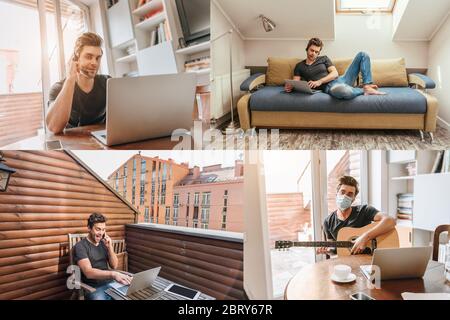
[46,140,63,150]
[350,292,375,300]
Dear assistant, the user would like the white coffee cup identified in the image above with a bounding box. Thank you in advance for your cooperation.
[333,264,352,280]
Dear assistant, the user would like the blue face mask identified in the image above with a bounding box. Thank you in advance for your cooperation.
[336,194,353,211]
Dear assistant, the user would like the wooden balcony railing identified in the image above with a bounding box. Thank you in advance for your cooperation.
[126,223,245,300]
[0,93,44,147]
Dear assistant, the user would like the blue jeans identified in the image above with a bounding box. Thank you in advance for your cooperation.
[85,281,114,300]
[325,52,373,100]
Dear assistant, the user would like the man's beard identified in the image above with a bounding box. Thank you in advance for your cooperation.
[79,67,96,79]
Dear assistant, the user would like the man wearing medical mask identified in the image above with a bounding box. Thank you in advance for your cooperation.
[317,176,396,256]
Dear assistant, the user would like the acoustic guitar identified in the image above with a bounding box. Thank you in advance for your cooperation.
[275,223,400,256]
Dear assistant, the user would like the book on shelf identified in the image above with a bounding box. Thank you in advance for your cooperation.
[397,214,413,220]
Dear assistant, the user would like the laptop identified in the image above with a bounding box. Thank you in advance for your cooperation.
[360,247,432,281]
[109,266,161,296]
[91,73,197,146]
[285,79,322,94]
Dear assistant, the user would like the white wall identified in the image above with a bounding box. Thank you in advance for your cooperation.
[244,14,429,68]
[211,0,246,77]
[428,13,450,127]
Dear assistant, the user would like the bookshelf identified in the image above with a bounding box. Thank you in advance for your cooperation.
[387,150,439,247]
[104,0,211,84]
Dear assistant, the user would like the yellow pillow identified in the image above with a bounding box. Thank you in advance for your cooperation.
[266,57,302,86]
[360,58,409,87]
[333,58,353,76]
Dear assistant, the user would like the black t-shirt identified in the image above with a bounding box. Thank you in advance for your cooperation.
[48,74,110,128]
[323,205,379,241]
[73,238,110,287]
[294,56,334,91]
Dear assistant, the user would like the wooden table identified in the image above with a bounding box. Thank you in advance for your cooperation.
[285,255,450,300]
[105,276,215,300]
[2,124,181,150]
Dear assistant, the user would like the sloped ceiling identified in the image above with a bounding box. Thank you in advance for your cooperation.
[213,0,336,40]
[393,0,450,41]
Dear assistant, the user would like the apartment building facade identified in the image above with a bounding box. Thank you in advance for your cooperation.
[108,155,244,232]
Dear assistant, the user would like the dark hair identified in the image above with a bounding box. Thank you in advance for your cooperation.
[306,37,324,51]
[336,176,359,197]
[87,213,106,229]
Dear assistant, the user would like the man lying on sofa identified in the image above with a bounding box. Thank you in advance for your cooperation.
[285,38,387,99]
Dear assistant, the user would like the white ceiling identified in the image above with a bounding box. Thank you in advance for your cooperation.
[393,0,450,40]
[213,0,336,40]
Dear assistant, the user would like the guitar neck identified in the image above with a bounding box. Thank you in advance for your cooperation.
[291,241,353,248]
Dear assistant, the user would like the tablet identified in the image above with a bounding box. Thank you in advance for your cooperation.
[164,284,201,300]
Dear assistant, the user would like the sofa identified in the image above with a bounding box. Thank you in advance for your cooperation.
[237,57,438,142]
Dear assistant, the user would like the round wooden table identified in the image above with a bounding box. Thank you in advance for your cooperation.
[285,255,450,300]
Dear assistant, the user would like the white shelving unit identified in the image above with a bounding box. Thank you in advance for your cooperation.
[387,150,438,247]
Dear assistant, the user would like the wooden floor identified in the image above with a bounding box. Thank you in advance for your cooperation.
[217,124,450,150]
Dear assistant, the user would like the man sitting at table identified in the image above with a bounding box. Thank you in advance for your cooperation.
[317,176,396,256]
[73,213,132,300]
[46,32,111,133]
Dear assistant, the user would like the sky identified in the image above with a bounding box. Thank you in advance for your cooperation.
[72,150,244,179]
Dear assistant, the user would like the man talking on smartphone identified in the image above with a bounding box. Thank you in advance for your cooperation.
[73,213,132,300]
[46,32,111,133]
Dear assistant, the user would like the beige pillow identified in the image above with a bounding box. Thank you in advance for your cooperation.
[266,57,302,86]
[333,58,353,76]
[360,58,409,87]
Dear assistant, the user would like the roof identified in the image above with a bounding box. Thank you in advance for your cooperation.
[177,166,243,186]
[65,150,139,219]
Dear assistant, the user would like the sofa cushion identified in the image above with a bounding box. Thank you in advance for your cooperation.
[266,57,302,86]
[249,86,427,114]
[361,58,409,87]
[333,58,353,76]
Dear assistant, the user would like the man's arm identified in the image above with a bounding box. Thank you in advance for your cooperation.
[46,77,76,133]
[45,58,80,133]
[103,235,118,270]
[351,212,396,254]
[308,66,339,89]
[77,258,131,285]
[285,76,301,92]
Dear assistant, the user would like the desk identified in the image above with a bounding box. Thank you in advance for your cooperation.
[105,276,215,300]
[285,255,450,300]
[2,124,181,150]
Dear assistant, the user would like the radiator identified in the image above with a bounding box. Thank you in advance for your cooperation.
[211,69,250,120]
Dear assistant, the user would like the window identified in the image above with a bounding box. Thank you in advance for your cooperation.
[164,207,171,225]
[194,192,199,206]
[336,0,396,13]
[144,207,149,223]
[201,192,210,206]
[123,164,127,197]
[115,171,119,190]
[221,214,227,230]
[0,0,89,147]
[201,207,209,222]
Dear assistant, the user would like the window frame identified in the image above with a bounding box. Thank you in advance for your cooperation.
[335,0,397,14]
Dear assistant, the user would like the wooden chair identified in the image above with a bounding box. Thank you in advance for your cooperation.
[432,225,450,262]
[67,233,95,300]
[67,234,132,299]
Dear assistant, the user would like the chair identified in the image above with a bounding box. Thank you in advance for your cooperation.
[432,225,450,262]
[67,234,132,299]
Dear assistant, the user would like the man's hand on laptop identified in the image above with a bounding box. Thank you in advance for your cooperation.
[285,82,294,93]
[308,80,322,89]
[113,271,133,285]
[351,233,370,255]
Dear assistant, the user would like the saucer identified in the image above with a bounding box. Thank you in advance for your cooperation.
[331,273,357,283]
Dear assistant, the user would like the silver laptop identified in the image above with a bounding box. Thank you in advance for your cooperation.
[360,247,432,281]
[92,73,197,146]
[110,266,161,296]
[285,79,322,94]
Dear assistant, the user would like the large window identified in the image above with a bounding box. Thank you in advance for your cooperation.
[0,0,89,147]
[336,0,396,13]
